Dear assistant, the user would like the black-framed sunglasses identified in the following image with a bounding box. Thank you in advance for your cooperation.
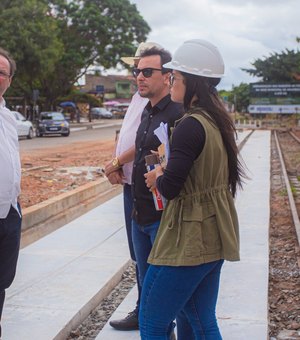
[132,67,163,78]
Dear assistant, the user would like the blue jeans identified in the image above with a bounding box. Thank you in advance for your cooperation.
[123,184,141,311]
[139,260,224,340]
[132,219,160,287]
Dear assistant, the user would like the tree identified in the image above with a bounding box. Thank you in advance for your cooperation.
[242,47,300,83]
[0,0,63,104]
[1,0,150,108]
[228,83,250,113]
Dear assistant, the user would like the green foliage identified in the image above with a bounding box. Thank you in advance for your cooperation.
[1,0,150,108]
[219,89,230,100]
[228,83,250,113]
[242,48,300,83]
[0,0,63,99]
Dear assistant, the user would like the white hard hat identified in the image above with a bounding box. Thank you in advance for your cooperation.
[163,39,224,78]
[121,41,163,66]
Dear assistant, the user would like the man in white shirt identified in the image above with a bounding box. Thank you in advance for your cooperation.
[104,42,161,331]
[0,48,22,338]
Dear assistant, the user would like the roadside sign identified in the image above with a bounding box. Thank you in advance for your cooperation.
[96,85,104,94]
[249,83,300,114]
[32,89,39,101]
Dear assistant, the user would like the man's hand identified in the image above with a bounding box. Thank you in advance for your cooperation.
[107,168,124,185]
[105,158,121,177]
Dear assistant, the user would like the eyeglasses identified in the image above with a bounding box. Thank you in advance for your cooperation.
[169,74,184,86]
[0,71,10,79]
[132,67,163,78]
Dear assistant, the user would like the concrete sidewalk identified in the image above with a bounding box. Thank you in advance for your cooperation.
[97,130,271,340]
[3,195,131,340]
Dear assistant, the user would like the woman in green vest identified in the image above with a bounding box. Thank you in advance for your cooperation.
[142,39,246,340]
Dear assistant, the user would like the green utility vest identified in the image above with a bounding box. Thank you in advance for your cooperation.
[148,110,240,266]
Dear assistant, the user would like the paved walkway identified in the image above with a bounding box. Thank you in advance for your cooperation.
[3,195,130,340]
[2,130,270,340]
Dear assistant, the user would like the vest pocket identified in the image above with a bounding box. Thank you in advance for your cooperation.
[183,202,221,257]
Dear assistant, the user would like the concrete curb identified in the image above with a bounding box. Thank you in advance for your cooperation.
[54,259,132,340]
[21,178,122,248]
[70,120,122,132]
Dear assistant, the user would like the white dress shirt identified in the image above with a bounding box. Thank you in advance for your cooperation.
[0,98,21,218]
[115,92,148,184]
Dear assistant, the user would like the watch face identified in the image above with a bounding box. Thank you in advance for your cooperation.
[113,158,118,167]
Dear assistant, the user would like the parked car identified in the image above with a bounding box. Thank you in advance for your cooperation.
[111,103,130,119]
[90,107,113,119]
[11,111,34,139]
[36,111,70,137]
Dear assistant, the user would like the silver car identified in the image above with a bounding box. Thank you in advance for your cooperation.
[11,111,34,139]
[90,107,113,119]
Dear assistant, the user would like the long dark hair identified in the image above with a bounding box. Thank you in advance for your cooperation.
[181,71,245,197]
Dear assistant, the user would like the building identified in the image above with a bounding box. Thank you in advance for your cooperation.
[80,74,136,103]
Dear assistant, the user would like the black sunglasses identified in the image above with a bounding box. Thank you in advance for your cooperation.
[132,67,164,78]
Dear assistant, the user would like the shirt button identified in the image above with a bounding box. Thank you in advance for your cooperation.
[133,164,136,168]
[139,148,142,151]
[134,198,137,202]
[144,131,147,134]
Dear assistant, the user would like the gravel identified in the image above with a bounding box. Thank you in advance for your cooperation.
[67,264,136,340]
[269,132,300,339]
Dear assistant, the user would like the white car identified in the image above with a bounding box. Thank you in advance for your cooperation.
[11,111,34,139]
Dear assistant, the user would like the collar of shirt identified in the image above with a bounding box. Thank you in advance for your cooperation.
[0,97,6,109]
[144,94,172,116]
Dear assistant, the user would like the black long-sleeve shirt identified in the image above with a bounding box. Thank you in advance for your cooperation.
[157,116,206,200]
[131,94,183,225]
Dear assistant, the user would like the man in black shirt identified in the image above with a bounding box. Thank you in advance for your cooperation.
[131,47,182,313]
[108,46,182,333]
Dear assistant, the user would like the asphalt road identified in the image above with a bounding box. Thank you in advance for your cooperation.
[19,121,123,152]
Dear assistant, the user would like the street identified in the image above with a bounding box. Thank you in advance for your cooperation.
[19,121,122,152]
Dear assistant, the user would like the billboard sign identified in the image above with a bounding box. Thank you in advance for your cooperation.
[249,83,300,113]
[248,105,300,114]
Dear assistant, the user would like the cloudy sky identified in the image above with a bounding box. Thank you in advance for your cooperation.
[128,0,299,90]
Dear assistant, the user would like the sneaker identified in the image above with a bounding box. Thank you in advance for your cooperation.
[109,309,139,331]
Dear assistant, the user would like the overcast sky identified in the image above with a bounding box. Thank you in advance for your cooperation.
[127,0,299,90]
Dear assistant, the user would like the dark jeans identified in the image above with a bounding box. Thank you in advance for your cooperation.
[123,184,141,311]
[139,260,224,340]
[131,219,160,287]
[0,205,22,337]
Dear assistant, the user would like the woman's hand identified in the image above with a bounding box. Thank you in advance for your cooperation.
[144,165,163,191]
